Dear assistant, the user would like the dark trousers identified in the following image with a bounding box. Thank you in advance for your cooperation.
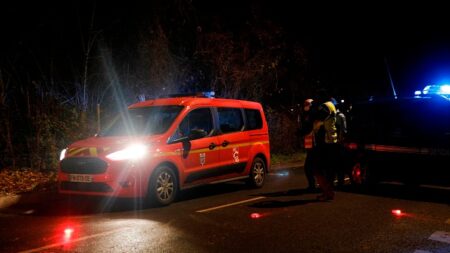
[313,143,340,197]
[304,148,316,188]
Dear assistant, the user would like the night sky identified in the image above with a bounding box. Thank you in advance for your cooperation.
[3,1,450,100]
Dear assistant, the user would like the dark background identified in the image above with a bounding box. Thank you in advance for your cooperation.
[3,1,450,99]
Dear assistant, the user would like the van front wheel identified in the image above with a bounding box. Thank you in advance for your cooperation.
[247,157,266,188]
[148,166,178,206]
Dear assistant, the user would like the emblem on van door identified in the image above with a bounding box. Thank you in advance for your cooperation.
[200,153,206,166]
[233,148,239,163]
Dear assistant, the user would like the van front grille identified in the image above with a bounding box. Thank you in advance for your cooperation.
[61,157,107,174]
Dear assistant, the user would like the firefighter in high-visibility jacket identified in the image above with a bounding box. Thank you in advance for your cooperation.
[299,99,316,190]
[311,98,339,201]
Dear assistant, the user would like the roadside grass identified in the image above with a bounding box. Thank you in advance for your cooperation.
[271,150,306,166]
[0,169,57,196]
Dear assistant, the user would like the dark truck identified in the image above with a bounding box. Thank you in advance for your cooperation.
[344,95,450,187]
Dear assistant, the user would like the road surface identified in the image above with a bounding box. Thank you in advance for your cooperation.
[0,166,449,253]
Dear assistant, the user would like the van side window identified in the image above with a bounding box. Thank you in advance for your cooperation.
[176,108,213,138]
[245,109,263,130]
[218,108,244,134]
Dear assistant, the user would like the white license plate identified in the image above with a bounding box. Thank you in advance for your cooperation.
[69,174,92,183]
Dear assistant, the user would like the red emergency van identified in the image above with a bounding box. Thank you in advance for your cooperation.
[58,94,270,206]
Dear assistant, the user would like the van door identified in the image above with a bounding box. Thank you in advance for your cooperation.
[216,107,249,177]
[172,107,221,184]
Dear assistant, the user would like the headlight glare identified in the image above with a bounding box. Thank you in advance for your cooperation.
[106,144,147,161]
[59,148,67,161]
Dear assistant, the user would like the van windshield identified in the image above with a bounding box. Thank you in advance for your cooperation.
[99,106,184,137]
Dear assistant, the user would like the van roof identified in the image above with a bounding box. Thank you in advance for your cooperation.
[128,97,263,109]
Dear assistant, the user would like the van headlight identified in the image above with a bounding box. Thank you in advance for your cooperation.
[59,148,67,161]
[106,144,148,161]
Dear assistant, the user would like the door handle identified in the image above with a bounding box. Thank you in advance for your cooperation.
[209,143,217,150]
[221,140,230,147]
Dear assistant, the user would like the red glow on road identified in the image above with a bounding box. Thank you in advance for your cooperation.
[63,226,75,245]
[64,228,74,238]
[250,213,261,219]
[391,209,402,216]
[55,220,79,247]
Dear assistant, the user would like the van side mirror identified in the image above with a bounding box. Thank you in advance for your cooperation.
[168,129,208,144]
[188,129,207,140]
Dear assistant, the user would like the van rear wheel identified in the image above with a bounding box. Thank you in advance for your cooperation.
[351,161,377,187]
[351,162,365,185]
[247,157,266,188]
[148,166,178,206]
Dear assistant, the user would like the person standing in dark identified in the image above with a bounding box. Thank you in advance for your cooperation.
[310,91,339,201]
[299,98,317,191]
[334,100,348,187]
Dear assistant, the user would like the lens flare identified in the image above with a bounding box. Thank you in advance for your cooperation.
[106,144,147,161]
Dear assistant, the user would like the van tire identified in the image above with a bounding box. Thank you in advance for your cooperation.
[147,166,178,206]
[247,157,266,188]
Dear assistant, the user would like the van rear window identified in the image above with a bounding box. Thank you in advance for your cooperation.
[218,108,244,133]
[245,109,263,130]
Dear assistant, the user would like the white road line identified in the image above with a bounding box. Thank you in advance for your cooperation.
[196,196,266,213]
[379,181,404,186]
[429,231,450,244]
[419,185,450,191]
[19,227,130,253]
[413,250,432,253]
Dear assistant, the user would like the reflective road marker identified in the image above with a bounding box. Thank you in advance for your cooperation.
[19,227,131,253]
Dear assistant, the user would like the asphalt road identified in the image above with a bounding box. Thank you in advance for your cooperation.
[0,167,449,253]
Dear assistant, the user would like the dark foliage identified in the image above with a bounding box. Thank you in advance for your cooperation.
[0,1,323,171]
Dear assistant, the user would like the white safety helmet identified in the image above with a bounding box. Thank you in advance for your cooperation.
[303,99,313,111]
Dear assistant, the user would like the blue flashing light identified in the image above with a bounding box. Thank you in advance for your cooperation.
[414,90,422,96]
[201,91,215,98]
[439,84,450,95]
[423,85,431,95]
[422,84,450,95]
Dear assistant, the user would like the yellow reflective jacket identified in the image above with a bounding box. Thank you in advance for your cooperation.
[313,101,338,144]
